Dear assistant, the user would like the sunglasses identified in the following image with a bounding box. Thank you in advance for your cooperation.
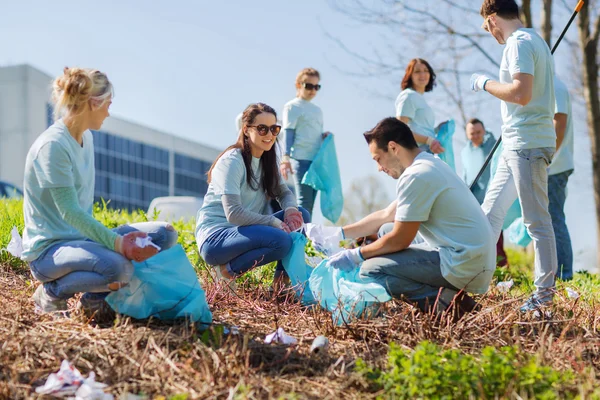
[301,82,321,91]
[248,124,282,136]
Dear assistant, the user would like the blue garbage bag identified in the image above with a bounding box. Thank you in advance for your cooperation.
[506,217,533,247]
[301,135,343,223]
[106,245,212,327]
[436,120,456,171]
[281,233,316,305]
[309,260,392,325]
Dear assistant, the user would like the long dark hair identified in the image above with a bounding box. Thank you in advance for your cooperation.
[207,103,280,198]
[401,58,436,92]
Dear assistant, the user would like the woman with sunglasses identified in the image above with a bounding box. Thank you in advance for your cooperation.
[280,67,330,219]
[395,59,444,154]
[196,103,309,288]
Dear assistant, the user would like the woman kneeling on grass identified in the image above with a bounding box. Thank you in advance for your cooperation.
[22,67,178,320]
[196,103,309,289]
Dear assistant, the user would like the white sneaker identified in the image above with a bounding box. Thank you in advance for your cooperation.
[214,264,237,291]
[32,285,69,316]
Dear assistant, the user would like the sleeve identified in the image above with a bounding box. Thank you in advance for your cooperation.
[395,91,417,119]
[275,182,297,210]
[49,186,119,250]
[284,128,296,156]
[282,103,300,130]
[394,173,440,222]
[33,142,74,188]
[506,38,535,77]
[554,83,569,114]
[222,194,282,228]
[210,153,244,196]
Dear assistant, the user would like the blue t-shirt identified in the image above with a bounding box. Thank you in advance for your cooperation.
[461,132,496,190]
[195,149,268,247]
[394,153,495,294]
[548,77,574,175]
[282,97,324,161]
[499,28,556,150]
[22,119,95,261]
[394,88,436,139]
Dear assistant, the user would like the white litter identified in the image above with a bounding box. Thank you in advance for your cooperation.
[135,236,161,250]
[224,325,240,335]
[496,280,514,293]
[304,223,344,256]
[566,288,580,299]
[264,328,297,345]
[35,360,113,399]
[5,226,23,258]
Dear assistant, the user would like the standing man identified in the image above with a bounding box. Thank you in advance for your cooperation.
[324,118,496,319]
[549,77,574,280]
[471,0,557,312]
[461,118,509,267]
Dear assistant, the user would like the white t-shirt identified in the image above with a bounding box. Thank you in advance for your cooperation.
[394,88,436,138]
[499,28,556,150]
[548,77,574,175]
[394,152,496,294]
[196,148,268,246]
[282,97,324,161]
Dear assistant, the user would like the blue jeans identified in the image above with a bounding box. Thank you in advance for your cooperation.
[549,169,573,280]
[290,159,317,219]
[482,148,557,296]
[30,222,178,301]
[359,225,458,311]
[199,207,311,276]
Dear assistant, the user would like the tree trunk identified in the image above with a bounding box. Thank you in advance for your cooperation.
[577,2,600,269]
[520,0,533,28]
[540,0,553,46]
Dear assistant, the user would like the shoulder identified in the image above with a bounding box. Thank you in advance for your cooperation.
[397,89,417,101]
[284,98,303,110]
[399,154,440,184]
[31,123,69,158]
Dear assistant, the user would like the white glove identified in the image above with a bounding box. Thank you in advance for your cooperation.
[327,248,364,272]
[470,73,491,92]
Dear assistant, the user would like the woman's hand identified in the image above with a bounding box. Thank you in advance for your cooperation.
[284,208,304,231]
[322,131,332,139]
[280,161,292,180]
[115,231,159,262]
[280,222,292,233]
[428,138,445,154]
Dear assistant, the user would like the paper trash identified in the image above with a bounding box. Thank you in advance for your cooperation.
[264,328,297,345]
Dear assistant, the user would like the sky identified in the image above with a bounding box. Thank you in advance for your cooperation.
[0,0,596,271]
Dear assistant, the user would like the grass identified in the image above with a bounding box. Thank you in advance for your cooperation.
[1,198,600,399]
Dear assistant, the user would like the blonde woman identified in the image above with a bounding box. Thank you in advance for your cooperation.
[22,67,178,320]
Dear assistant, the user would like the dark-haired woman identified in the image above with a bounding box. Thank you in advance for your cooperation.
[196,103,310,287]
[395,58,444,154]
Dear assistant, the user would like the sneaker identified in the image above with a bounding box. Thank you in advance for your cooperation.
[214,264,237,291]
[520,295,553,317]
[32,285,69,317]
[76,295,116,324]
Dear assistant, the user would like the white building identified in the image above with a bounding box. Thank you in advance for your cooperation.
[0,64,221,211]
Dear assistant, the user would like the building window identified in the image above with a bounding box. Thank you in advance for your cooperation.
[174,153,210,198]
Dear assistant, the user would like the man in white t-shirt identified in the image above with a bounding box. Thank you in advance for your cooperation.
[325,118,496,319]
[470,0,557,312]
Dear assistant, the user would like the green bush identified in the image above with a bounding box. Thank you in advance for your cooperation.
[356,341,578,399]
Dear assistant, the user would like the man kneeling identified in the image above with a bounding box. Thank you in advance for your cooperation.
[328,118,496,318]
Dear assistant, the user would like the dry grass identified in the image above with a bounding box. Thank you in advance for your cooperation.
[1,261,600,399]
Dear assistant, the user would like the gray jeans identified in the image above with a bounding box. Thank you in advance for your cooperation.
[358,224,458,311]
[482,148,557,295]
[30,222,178,300]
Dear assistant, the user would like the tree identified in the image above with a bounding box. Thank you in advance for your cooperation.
[337,175,392,226]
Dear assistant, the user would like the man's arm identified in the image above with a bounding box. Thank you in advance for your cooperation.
[484,73,533,106]
[554,113,567,150]
[342,200,397,239]
[360,220,420,259]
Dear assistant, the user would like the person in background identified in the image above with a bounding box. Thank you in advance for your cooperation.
[461,118,509,267]
[22,67,178,321]
[549,76,574,280]
[395,58,444,154]
[280,68,331,219]
[197,103,309,289]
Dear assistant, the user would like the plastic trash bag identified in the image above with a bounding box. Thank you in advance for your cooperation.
[106,245,212,327]
[301,134,343,223]
[281,233,317,305]
[435,120,456,171]
[506,217,532,248]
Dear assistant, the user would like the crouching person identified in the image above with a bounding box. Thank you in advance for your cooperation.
[196,103,309,290]
[327,118,496,319]
[22,67,178,321]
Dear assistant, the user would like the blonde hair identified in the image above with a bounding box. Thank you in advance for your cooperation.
[295,67,320,86]
[51,67,113,121]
